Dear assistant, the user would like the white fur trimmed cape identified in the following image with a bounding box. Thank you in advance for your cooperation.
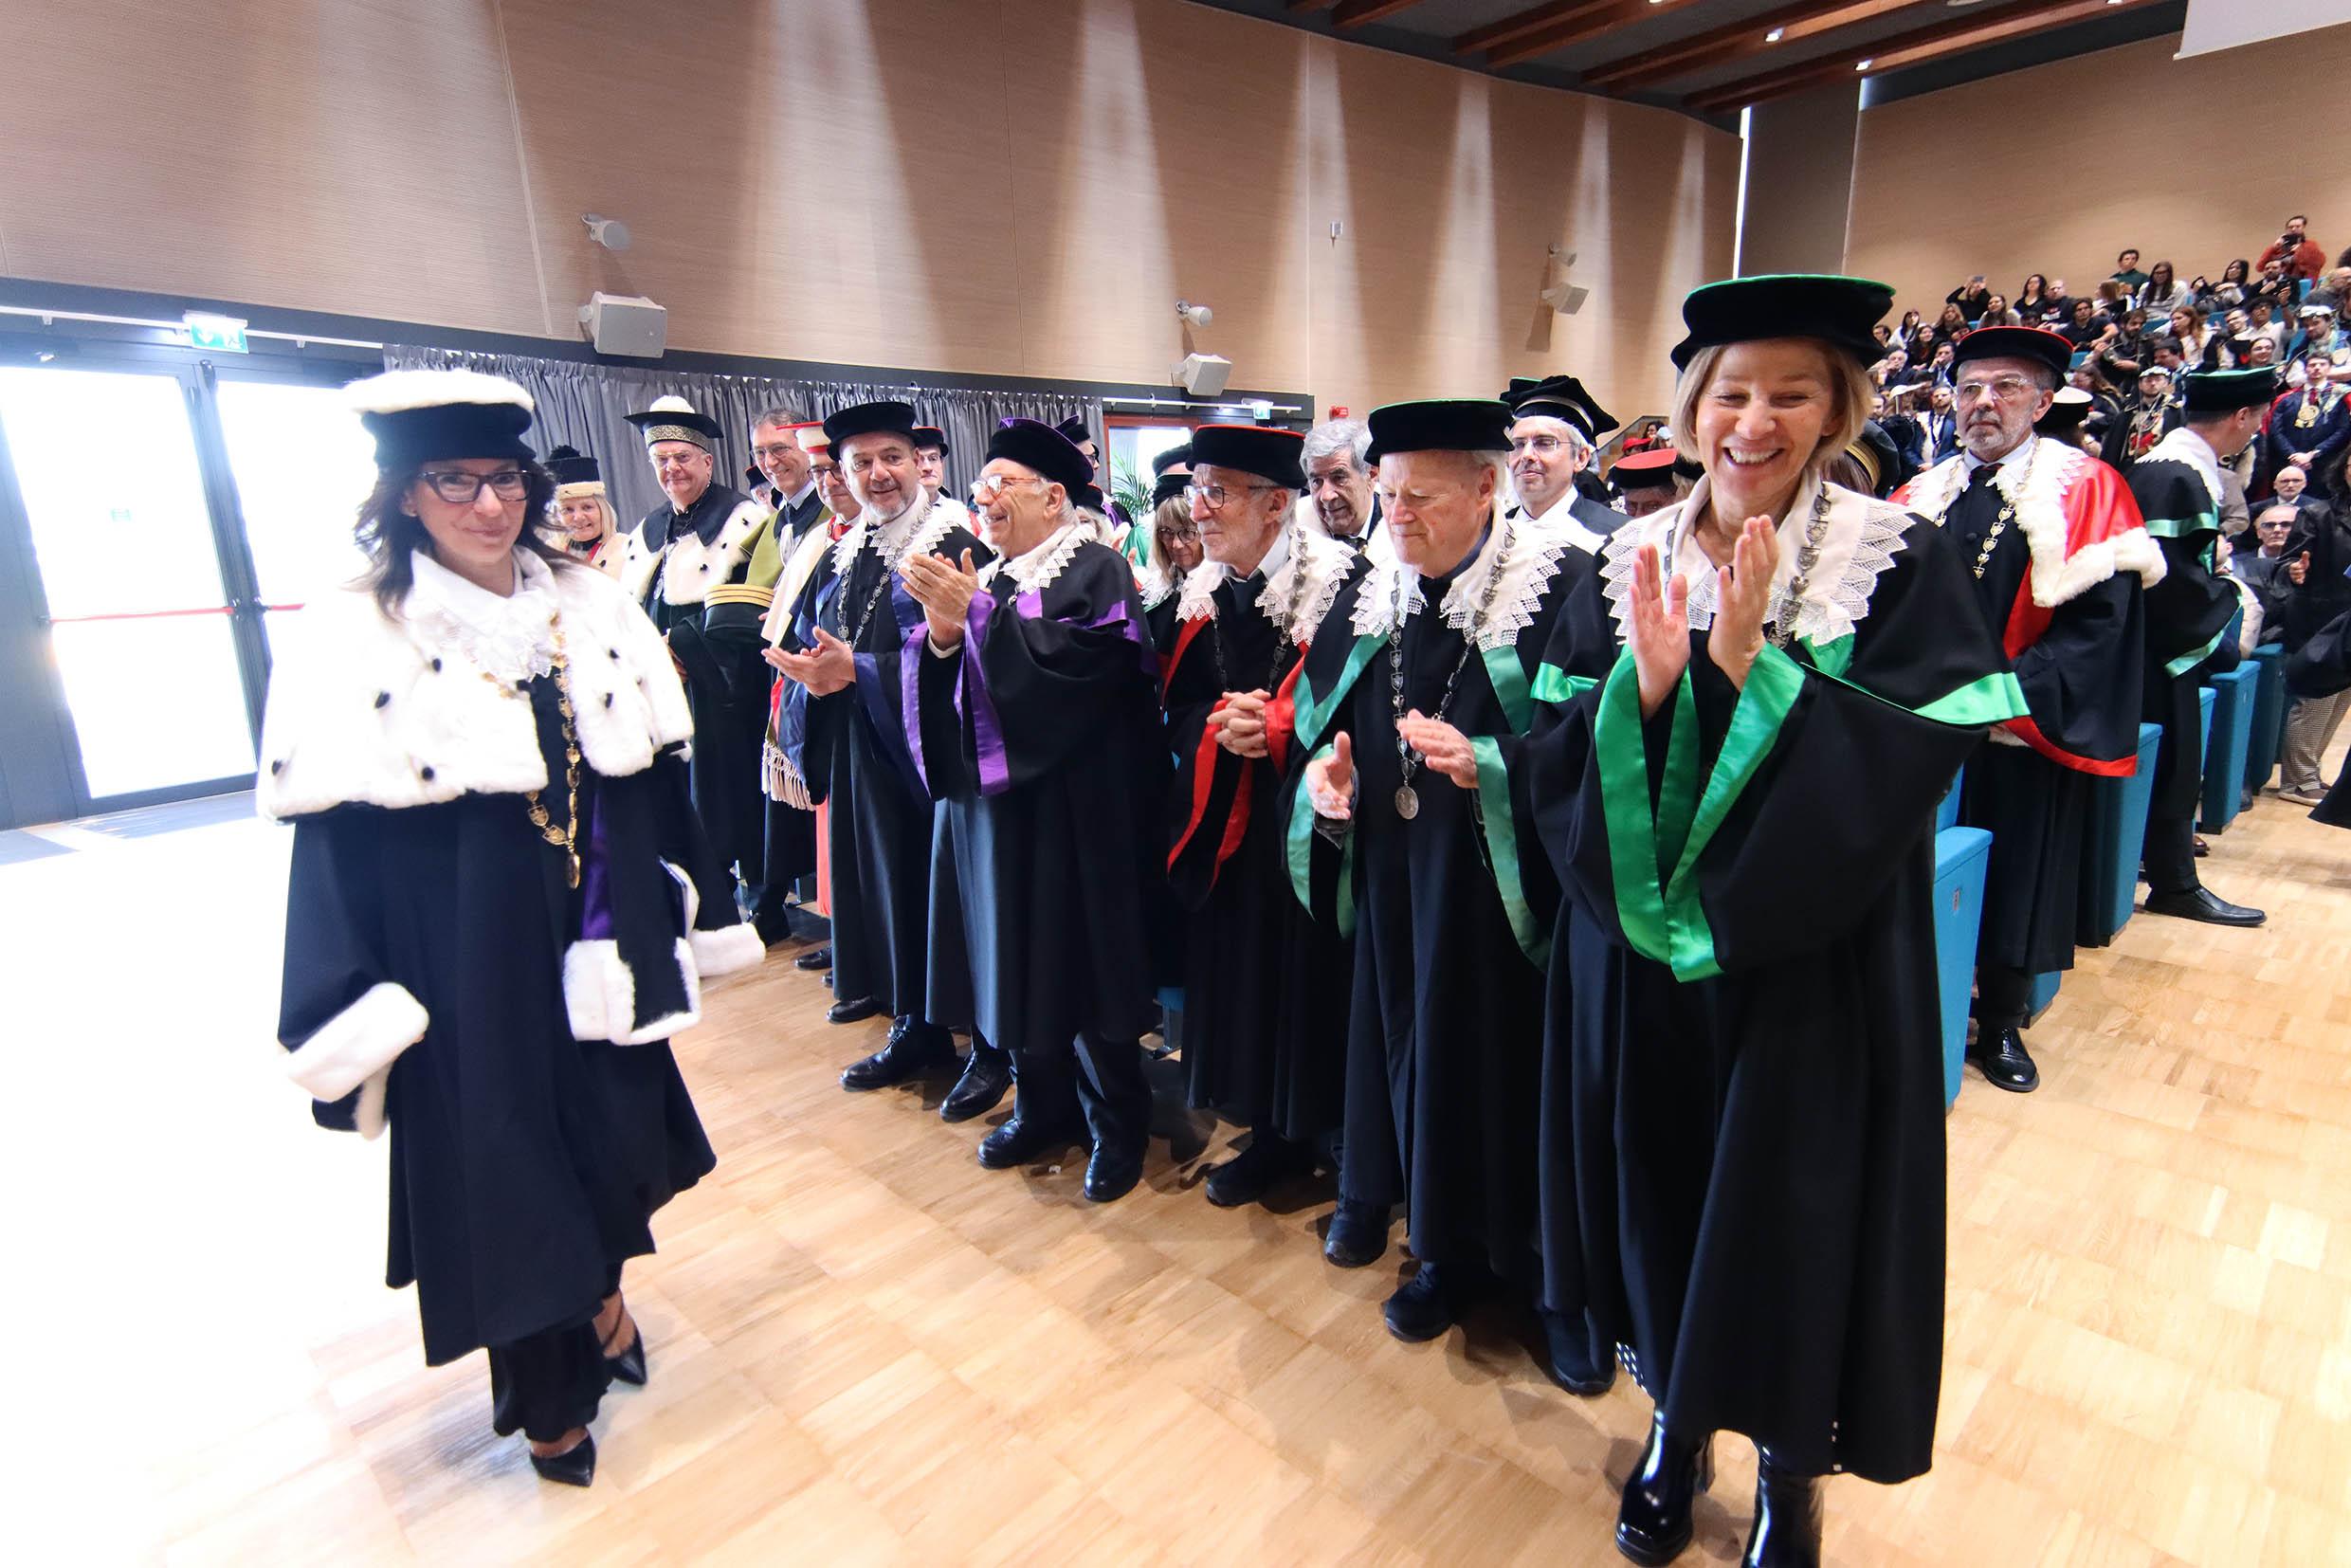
[260,555,760,1138]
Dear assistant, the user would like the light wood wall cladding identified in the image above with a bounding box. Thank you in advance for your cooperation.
[1848,27,2351,325]
[0,0,1738,418]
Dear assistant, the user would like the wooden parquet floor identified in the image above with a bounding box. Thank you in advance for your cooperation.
[10,776,2351,1566]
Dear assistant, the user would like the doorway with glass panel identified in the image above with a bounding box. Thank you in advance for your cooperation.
[0,356,373,825]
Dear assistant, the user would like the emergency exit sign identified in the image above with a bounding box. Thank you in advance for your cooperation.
[184,313,248,354]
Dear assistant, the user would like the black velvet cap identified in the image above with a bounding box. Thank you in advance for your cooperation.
[1190,424,1307,489]
[1955,325,2073,382]
[1670,274,1895,371]
[348,369,535,468]
[1609,446,1681,492]
[1845,420,1916,497]
[986,417,1094,494]
[912,424,950,455]
[823,399,919,449]
[1361,399,1512,464]
[2035,388,2094,435]
[1505,374,1616,444]
[1150,442,1193,476]
[1054,415,1094,447]
[1075,482,1107,515]
[1152,471,1189,508]
[2181,368,2280,413]
[544,444,600,486]
[623,395,723,451]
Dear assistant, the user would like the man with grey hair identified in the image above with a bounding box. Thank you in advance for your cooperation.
[1301,417,1379,550]
[1892,325,2160,1093]
[1502,374,1623,540]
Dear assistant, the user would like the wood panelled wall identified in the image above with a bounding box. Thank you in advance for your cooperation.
[0,0,1739,420]
[1848,27,2351,324]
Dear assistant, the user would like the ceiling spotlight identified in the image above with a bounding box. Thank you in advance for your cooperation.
[582,213,632,252]
[1855,58,1874,70]
[1765,27,1784,41]
[1176,300,1213,328]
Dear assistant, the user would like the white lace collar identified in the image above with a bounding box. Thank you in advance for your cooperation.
[1260,525,1357,647]
[1601,474,1912,647]
[832,499,955,576]
[406,548,559,684]
[1348,512,1578,649]
[1175,524,1290,624]
[979,522,1086,593]
[2143,425,2224,507]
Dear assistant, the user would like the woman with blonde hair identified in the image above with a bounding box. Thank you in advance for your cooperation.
[1524,276,2026,1566]
[546,445,626,577]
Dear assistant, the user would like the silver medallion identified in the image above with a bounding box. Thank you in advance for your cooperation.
[1394,785,1419,820]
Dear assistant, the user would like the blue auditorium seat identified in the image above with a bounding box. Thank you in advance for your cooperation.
[2248,644,2287,794]
[2201,665,2257,830]
[2083,721,2163,944]
[1932,826,1993,1108]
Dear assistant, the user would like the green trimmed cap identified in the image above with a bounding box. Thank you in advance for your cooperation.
[2180,367,2280,413]
[1362,399,1512,464]
[1670,273,1894,371]
[1504,374,1617,444]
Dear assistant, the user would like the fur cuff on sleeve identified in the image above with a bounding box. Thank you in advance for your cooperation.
[284,982,428,1103]
[690,921,765,979]
[563,938,702,1047]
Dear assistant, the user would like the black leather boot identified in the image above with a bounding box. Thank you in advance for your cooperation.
[1741,1448,1823,1568]
[1615,1411,1714,1565]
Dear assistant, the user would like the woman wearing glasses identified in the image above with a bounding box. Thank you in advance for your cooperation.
[1524,278,2026,1565]
[260,370,756,1486]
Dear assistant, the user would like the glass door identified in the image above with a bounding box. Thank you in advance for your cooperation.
[0,366,260,806]
[211,376,379,654]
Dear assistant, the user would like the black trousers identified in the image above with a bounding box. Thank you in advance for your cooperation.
[484,1263,622,1443]
[1011,1032,1152,1150]
[2143,810,2199,897]
[1976,962,2037,1034]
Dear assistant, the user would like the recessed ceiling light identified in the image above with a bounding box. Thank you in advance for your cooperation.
[1765,27,1784,41]
[1855,58,1873,70]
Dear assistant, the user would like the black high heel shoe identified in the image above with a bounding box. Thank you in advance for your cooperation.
[1741,1447,1823,1567]
[601,1303,647,1387]
[1615,1411,1714,1565]
[529,1431,597,1487]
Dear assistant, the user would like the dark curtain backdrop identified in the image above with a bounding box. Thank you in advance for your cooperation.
[382,345,1104,524]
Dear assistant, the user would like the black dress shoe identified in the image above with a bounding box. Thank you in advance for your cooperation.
[1741,1449,1823,1568]
[840,1023,954,1090]
[1539,1307,1615,1396]
[1966,1026,2039,1093]
[1381,1261,1495,1342]
[940,1048,1012,1122]
[1616,1413,1713,1565]
[2143,886,2265,926]
[827,994,880,1025]
[977,1112,1084,1169]
[1083,1140,1146,1202]
[528,1431,596,1487]
[1203,1132,1314,1209]
[793,946,834,972]
[1323,1200,1389,1268]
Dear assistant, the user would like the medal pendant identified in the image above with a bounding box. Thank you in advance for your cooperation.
[1394,785,1419,820]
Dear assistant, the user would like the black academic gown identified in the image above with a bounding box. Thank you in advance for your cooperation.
[637,483,773,879]
[2127,451,2241,837]
[906,535,1165,1061]
[1524,486,2028,1485]
[278,687,718,1368]
[1162,545,1368,1142]
[1284,523,1592,1278]
[777,509,990,1021]
[1941,467,2145,971]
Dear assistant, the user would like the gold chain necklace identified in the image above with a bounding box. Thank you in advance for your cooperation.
[482,613,582,888]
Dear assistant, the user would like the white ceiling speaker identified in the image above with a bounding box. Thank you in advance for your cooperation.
[578,291,666,357]
[1174,352,1232,397]
[1540,246,1588,316]
[582,213,632,251]
[1176,300,1214,328]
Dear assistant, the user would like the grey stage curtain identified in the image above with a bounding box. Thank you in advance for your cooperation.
[382,345,1103,524]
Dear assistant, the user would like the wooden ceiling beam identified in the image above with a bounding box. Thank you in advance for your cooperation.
[1453,1,1615,57]
[1585,0,1916,90]
[1686,0,2159,114]
[1332,0,1434,25]
[1485,0,1712,69]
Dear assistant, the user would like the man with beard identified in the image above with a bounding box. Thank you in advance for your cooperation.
[1291,400,1612,1390]
[769,402,998,1097]
[891,419,1163,1197]
[1893,326,2162,1090]
[1160,425,1367,1209]
[618,395,780,909]
[2126,370,2274,927]
[1502,374,1623,538]
[1301,418,1379,550]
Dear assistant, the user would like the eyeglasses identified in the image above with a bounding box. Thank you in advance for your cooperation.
[1185,482,1276,510]
[751,443,801,463]
[418,469,530,503]
[1508,435,1568,457]
[1953,377,2041,407]
[970,473,1046,499]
